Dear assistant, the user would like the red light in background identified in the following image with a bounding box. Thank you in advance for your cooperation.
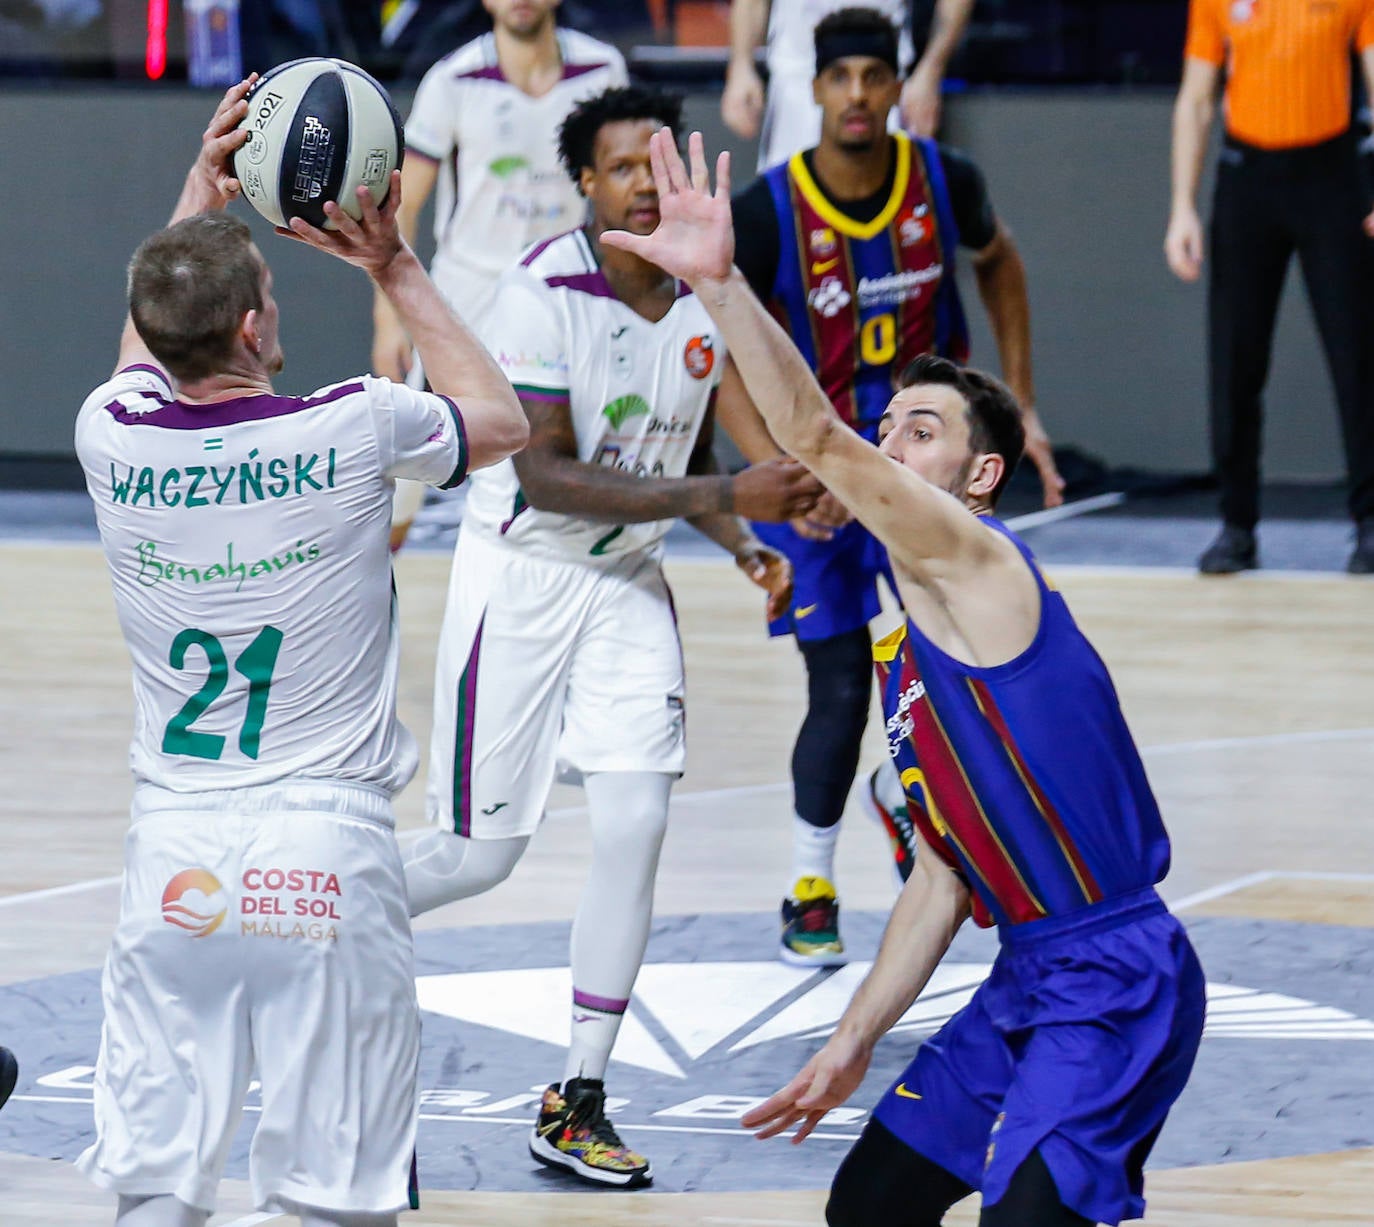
[146,0,169,80]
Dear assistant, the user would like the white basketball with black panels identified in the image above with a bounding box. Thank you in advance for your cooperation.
[234,57,404,229]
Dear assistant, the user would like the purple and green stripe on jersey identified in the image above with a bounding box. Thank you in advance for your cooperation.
[451,615,485,837]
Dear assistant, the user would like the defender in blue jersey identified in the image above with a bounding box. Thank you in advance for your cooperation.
[603,132,1205,1227]
[724,7,1065,967]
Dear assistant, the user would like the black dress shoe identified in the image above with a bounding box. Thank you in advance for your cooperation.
[1349,519,1374,575]
[1198,525,1257,574]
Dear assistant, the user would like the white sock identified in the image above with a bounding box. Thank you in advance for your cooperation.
[564,771,672,1085]
[872,757,907,814]
[791,814,841,889]
[402,830,528,916]
[115,1195,209,1227]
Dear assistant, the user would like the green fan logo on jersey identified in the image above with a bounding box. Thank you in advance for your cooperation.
[489,155,530,178]
[602,394,651,430]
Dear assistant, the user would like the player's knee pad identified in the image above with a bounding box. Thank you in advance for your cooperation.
[799,627,874,715]
[451,833,527,893]
[406,829,527,904]
[826,1121,971,1227]
[115,1195,210,1227]
[794,629,874,828]
[584,771,672,864]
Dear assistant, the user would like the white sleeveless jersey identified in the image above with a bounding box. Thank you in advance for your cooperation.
[759,0,915,170]
[464,228,726,561]
[75,365,468,795]
[405,30,627,323]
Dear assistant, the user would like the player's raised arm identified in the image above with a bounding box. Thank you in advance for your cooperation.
[371,155,440,381]
[112,76,257,377]
[601,131,1005,580]
[285,177,528,471]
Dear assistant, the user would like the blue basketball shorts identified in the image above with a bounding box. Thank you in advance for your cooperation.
[872,888,1206,1226]
[750,517,893,641]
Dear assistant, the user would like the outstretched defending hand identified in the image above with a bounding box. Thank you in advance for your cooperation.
[278,173,406,278]
[740,1029,873,1144]
[601,130,735,287]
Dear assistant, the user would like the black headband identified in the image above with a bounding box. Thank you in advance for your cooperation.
[814,28,900,76]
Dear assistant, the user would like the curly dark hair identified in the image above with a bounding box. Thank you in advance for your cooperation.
[896,355,1026,505]
[557,85,684,188]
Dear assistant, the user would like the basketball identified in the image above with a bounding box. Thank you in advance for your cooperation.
[233,58,404,230]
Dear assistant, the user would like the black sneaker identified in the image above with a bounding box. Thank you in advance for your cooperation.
[529,1077,651,1187]
[1348,519,1374,575]
[1198,525,1257,574]
[0,1047,16,1112]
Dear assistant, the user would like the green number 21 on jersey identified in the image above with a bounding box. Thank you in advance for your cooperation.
[162,626,284,761]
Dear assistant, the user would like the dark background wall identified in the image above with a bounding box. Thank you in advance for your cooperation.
[0,85,1345,484]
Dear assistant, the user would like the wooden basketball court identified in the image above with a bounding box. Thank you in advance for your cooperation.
[2,541,1371,1225]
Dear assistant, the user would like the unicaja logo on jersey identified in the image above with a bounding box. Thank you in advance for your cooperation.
[683,335,715,380]
[161,868,228,938]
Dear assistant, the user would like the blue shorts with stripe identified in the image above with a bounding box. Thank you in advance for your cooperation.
[750,517,893,641]
[872,888,1206,1226]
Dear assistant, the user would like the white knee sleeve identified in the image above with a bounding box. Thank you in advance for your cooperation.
[403,830,529,916]
[565,772,673,1084]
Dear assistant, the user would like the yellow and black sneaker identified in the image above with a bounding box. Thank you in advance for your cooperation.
[529,1077,652,1187]
[780,875,847,967]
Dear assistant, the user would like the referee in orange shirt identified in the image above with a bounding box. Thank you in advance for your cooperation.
[1166,0,1374,574]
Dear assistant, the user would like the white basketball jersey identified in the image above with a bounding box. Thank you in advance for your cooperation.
[75,366,467,795]
[464,228,726,561]
[759,0,915,170]
[405,30,627,322]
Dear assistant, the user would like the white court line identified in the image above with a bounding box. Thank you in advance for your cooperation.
[1169,868,1374,912]
[0,781,802,911]
[1141,726,1374,758]
[0,875,121,908]
[1169,872,1275,912]
[8,725,1374,910]
[1003,491,1125,531]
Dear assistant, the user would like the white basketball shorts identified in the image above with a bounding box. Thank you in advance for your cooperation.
[76,782,420,1215]
[426,528,686,840]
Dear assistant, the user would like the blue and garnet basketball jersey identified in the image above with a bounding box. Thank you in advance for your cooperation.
[764,133,970,436]
[874,518,1171,929]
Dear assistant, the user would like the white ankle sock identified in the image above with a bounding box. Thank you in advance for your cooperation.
[791,814,841,889]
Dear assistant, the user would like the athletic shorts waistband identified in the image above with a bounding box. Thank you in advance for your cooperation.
[131,779,397,829]
[998,886,1167,950]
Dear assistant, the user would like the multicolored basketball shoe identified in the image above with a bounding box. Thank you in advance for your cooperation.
[780,875,847,966]
[529,1077,652,1187]
[861,764,918,889]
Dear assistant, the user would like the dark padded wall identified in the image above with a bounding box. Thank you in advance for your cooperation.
[0,87,1345,483]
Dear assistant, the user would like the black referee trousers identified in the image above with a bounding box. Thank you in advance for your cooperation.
[1208,130,1374,529]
